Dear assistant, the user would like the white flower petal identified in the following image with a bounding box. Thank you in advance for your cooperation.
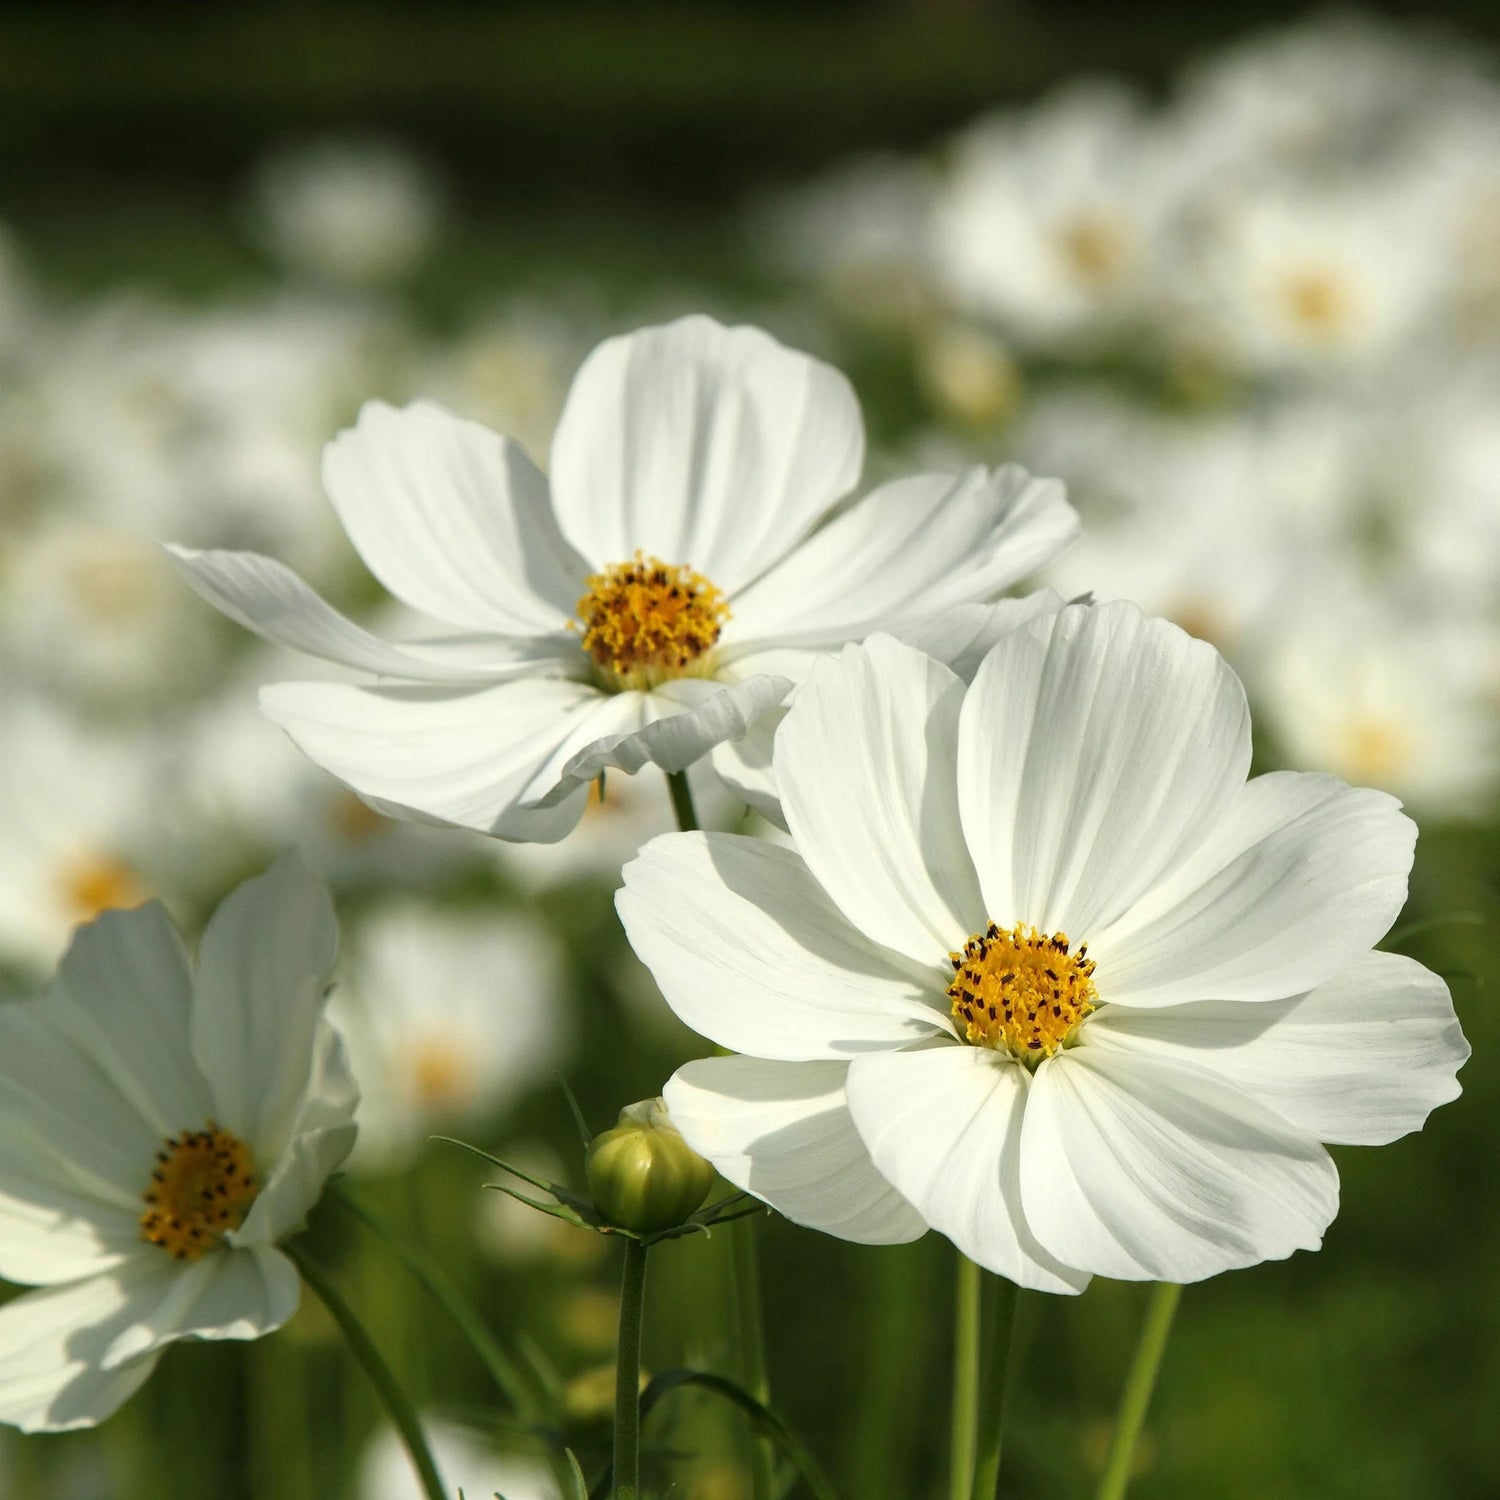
[617,833,950,1060]
[844,1047,1089,1293]
[55,903,213,1139]
[726,467,1076,651]
[0,993,179,1206]
[321,400,588,634]
[708,706,786,826]
[1084,950,1468,1145]
[191,853,339,1166]
[548,316,864,590]
[958,601,1250,938]
[1091,772,1415,1007]
[168,546,557,683]
[0,1262,170,1432]
[664,1056,927,1244]
[260,676,600,842]
[901,592,1069,684]
[235,1021,359,1246]
[777,636,985,966]
[101,1246,300,1370]
[1020,1047,1338,1282]
[542,674,792,800]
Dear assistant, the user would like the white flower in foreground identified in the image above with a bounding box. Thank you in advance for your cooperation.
[0,854,357,1430]
[170,315,1076,843]
[619,601,1468,1290]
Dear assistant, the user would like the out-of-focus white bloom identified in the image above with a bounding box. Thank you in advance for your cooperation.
[0,517,219,709]
[622,607,1466,1289]
[916,323,1023,431]
[1172,14,1479,178]
[172,315,1076,844]
[930,83,1192,350]
[329,901,565,1169]
[0,700,170,975]
[1258,576,1499,819]
[251,137,444,285]
[360,1416,559,1500]
[1175,177,1442,377]
[1015,389,1364,663]
[0,856,358,1431]
[754,154,938,327]
[412,304,586,469]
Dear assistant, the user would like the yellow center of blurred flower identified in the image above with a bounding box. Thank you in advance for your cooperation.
[140,1123,259,1261]
[409,1037,475,1109]
[575,552,728,691]
[948,923,1097,1064]
[1058,216,1127,285]
[58,853,149,925]
[1281,267,1352,336]
[1342,717,1411,787]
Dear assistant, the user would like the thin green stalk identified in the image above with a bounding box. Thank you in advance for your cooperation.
[287,1240,447,1500]
[728,1219,776,1500]
[666,768,699,832]
[615,1239,650,1500]
[950,1253,983,1500]
[331,1183,542,1418]
[1095,1282,1183,1500]
[970,1281,1023,1500]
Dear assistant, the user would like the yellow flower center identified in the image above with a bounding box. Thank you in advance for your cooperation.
[140,1122,259,1261]
[948,923,1097,1065]
[1058,216,1127,286]
[409,1037,476,1109]
[58,852,149,925]
[1281,267,1352,336]
[575,552,728,691]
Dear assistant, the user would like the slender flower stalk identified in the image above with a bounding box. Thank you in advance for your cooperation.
[949,1254,984,1500]
[971,1279,1022,1500]
[666,769,699,837]
[287,1240,447,1500]
[1096,1282,1183,1500]
[614,1239,649,1500]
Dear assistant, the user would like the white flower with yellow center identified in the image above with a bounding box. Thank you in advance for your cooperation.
[169,315,1076,843]
[0,854,357,1431]
[619,602,1468,1290]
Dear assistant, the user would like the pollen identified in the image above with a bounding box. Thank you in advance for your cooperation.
[140,1122,259,1262]
[947,923,1097,1065]
[574,552,728,691]
[59,853,149,925]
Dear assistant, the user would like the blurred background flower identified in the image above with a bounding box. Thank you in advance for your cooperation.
[0,3,1494,1497]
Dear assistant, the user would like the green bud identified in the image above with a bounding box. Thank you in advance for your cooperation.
[585,1098,715,1234]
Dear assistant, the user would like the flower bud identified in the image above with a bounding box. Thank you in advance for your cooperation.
[585,1098,715,1234]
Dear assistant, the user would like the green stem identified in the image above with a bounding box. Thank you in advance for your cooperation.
[728,1219,775,1500]
[331,1183,542,1418]
[615,1239,649,1500]
[970,1281,1023,1500]
[950,1253,983,1500]
[1095,1282,1183,1500]
[666,768,699,832]
[287,1240,447,1500]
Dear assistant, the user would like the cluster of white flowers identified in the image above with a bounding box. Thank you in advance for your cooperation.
[765,14,1500,819]
[0,15,1478,1477]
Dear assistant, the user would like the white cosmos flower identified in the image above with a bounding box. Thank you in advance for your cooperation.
[169,315,1076,843]
[618,602,1468,1291]
[0,854,357,1431]
[360,1415,559,1500]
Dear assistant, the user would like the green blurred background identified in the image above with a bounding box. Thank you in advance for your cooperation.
[0,3,1496,1498]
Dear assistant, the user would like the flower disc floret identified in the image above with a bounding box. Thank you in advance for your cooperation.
[140,1122,259,1262]
[575,552,728,691]
[948,923,1096,1063]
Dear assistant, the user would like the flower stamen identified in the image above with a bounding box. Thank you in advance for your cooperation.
[140,1122,259,1261]
[948,923,1096,1065]
[575,552,728,691]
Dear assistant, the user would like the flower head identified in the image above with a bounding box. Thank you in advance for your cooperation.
[170,315,1077,844]
[0,854,357,1430]
[619,600,1468,1290]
